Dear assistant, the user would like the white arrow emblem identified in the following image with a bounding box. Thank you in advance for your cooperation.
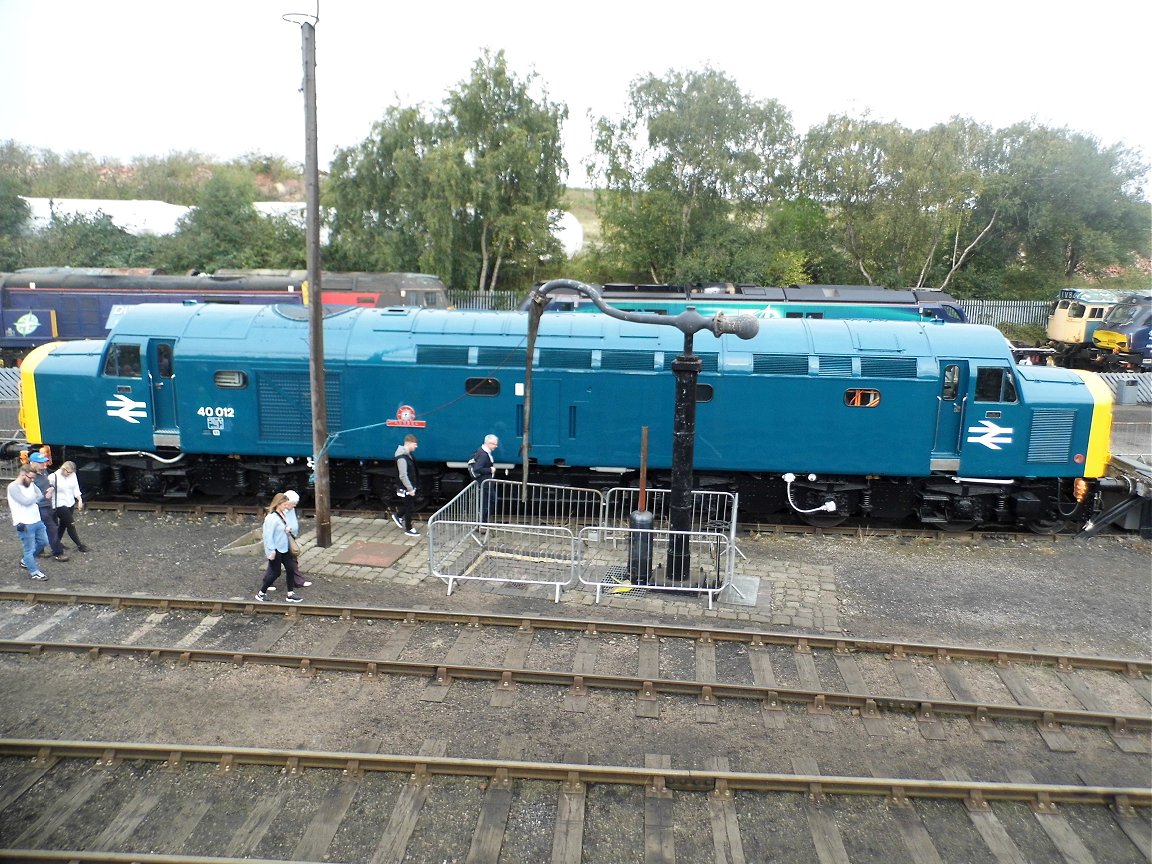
[106,393,148,424]
[966,419,1013,450]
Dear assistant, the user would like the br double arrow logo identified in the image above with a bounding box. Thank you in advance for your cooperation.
[966,419,1013,450]
[106,393,148,424]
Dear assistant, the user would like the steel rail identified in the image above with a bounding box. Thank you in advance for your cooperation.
[0,853,303,864]
[2,590,1148,675]
[0,738,1147,808]
[3,639,1149,735]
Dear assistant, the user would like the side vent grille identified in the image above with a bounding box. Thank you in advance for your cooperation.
[860,357,918,378]
[816,356,853,376]
[1027,409,1075,463]
[752,355,809,375]
[259,372,342,441]
[601,350,656,370]
[417,345,469,365]
[697,353,719,373]
[540,348,593,369]
[477,347,527,369]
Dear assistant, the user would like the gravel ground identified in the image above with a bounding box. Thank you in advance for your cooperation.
[3,509,1149,655]
[0,510,1148,860]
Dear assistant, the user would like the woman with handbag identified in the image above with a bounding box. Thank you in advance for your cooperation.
[255,491,310,603]
[51,461,89,553]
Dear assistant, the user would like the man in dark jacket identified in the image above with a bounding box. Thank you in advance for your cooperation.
[28,453,68,562]
[392,434,420,537]
[471,434,498,523]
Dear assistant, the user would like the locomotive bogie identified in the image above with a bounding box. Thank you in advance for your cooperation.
[19,303,1114,532]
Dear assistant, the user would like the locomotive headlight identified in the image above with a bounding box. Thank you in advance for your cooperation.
[1073,478,1090,502]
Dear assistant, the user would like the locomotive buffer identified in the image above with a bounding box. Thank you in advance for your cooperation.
[527,279,759,583]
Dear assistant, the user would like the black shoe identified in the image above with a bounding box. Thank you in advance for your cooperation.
[285,592,304,603]
[76,545,89,553]
[18,558,27,570]
[53,554,69,562]
[255,591,268,602]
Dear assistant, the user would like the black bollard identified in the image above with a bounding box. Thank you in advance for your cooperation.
[628,508,654,584]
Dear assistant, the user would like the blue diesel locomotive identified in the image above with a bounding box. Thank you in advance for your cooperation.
[18,302,1113,532]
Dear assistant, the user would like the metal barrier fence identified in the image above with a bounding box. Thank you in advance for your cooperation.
[960,299,1049,327]
[426,479,739,605]
[576,524,735,608]
[426,479,600,601]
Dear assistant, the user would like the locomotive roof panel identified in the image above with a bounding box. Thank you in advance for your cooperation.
[94,303,1021,369]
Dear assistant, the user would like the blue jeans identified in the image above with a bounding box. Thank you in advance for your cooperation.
[17,522,48,573]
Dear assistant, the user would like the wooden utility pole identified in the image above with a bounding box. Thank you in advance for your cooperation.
[301,19,331,546]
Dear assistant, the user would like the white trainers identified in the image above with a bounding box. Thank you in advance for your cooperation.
[285,592,304,603]
[255,591,268,602]
[392,514,404,530]
[405,528,420,537]
[31,572,48,581]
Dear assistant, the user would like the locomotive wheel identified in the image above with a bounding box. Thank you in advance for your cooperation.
[799,511,849,528]
[1023,518,1069,535]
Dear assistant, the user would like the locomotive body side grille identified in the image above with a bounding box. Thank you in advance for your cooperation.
[751,354,808,375]
[477,347,527,369]
[258,371,342,441]
[816,355,853,376]
[600,350,656,370]
[416,345,469,365]
[539,349,593,369]
[860,357,919,378]
[1027,409,1075,463]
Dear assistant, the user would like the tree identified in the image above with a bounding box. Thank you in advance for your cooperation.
[797,115,1000,290]
[158,174,304,272]
[327,50,567,292]
[988,124,1150,283]
[19,208,156,268]
[588,68,797,284]
[0,174,31,270]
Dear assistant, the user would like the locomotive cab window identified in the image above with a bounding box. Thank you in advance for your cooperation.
[103,343,141,378]
[466,377,500,396]
[941,364,960,400]
[974,367,1018,403]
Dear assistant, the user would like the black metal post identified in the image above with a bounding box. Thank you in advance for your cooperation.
[526,280,759,586]
[667,332,700,581]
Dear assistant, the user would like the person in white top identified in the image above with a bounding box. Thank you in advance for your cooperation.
[50,461,88,553]
[7,465,49,579]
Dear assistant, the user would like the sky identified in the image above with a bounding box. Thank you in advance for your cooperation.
[2,0,1149,190]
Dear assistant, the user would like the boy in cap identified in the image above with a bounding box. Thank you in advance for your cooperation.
[28,453,68,562]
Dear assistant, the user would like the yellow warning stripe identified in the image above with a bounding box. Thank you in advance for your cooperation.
[1070,370,1113,477]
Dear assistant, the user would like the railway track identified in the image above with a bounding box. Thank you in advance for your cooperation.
[0,592,1149,861]
[0,739,1148,864]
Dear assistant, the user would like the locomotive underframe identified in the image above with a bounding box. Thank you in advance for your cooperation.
[61,446,1091,534]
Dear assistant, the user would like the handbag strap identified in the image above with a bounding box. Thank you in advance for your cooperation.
[276,511,294,537]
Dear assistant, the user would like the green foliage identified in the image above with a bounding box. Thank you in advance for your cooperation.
[19,209,158,268]
[588,69,797,284]
[328,50,567,292]
[156,174,304,273]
